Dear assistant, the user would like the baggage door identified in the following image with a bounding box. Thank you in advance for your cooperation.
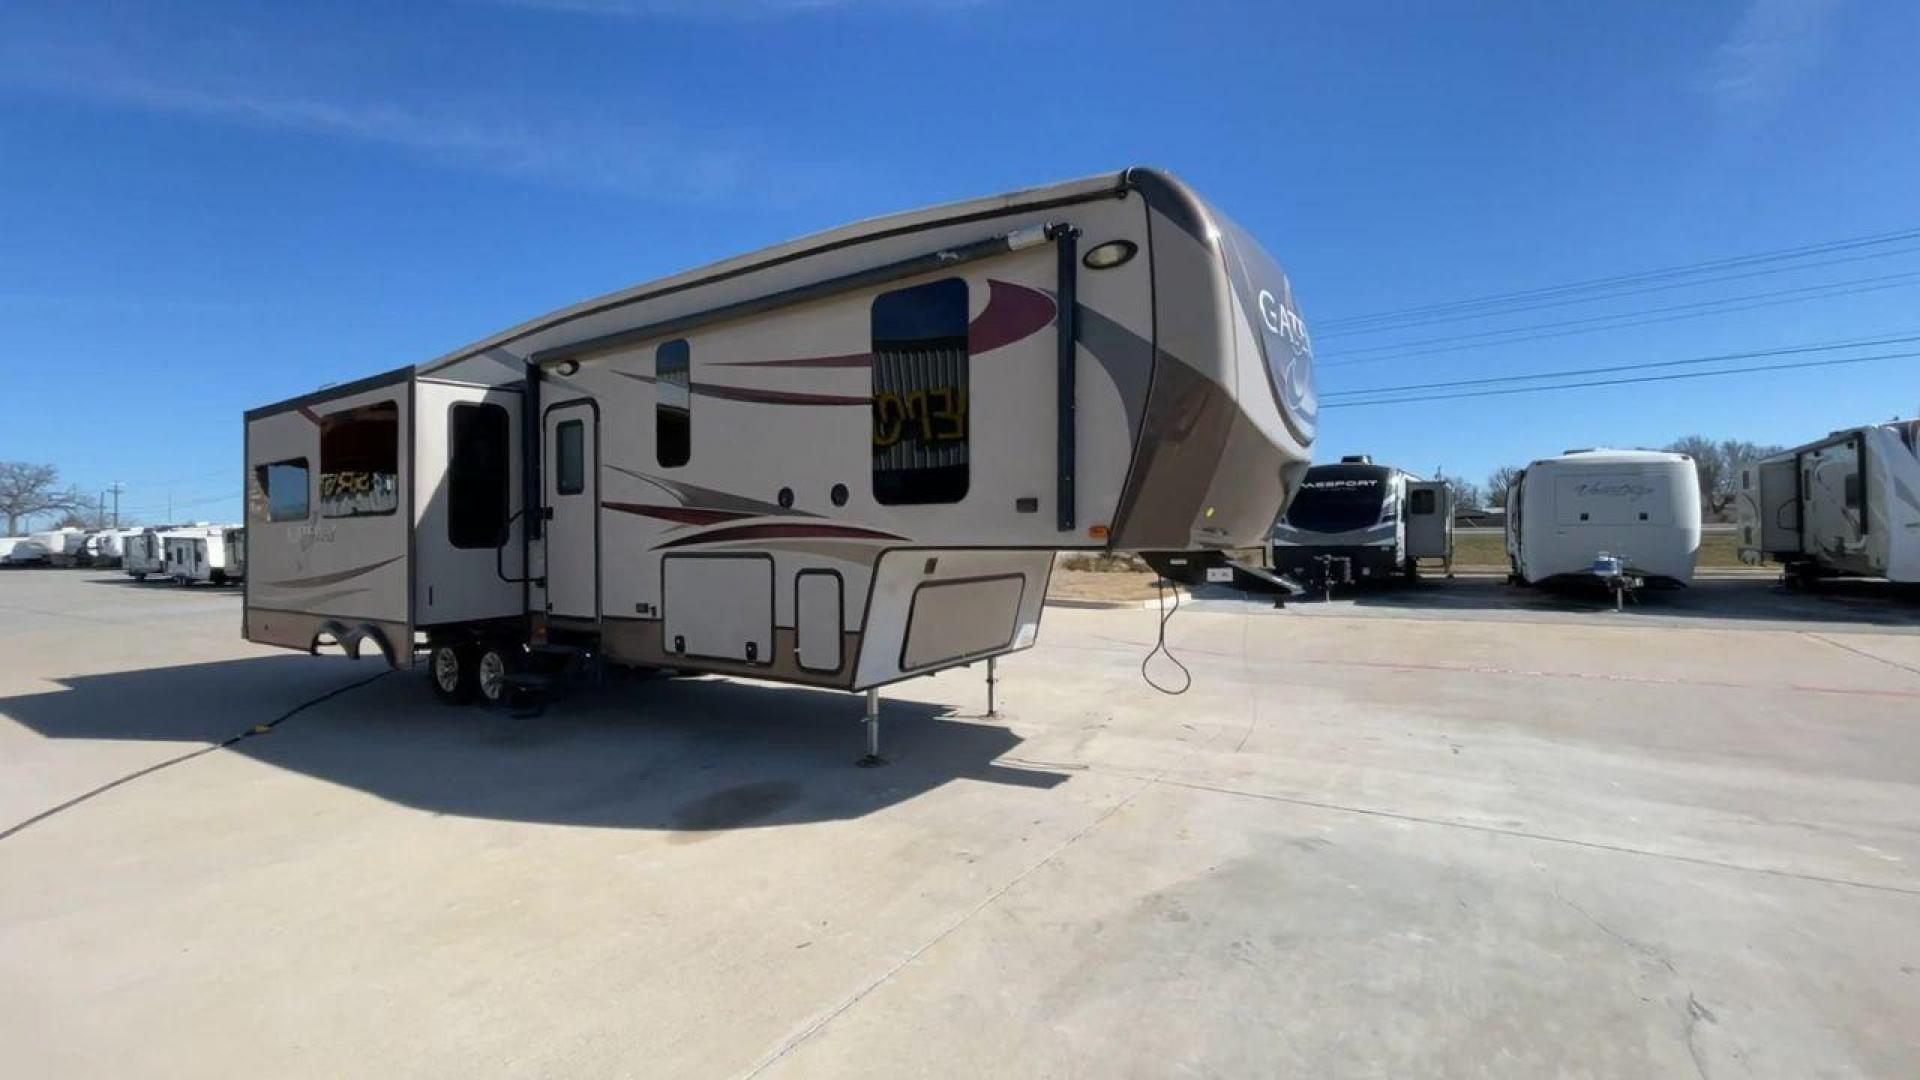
[543,401,599,620]
[1404,481,1452,560]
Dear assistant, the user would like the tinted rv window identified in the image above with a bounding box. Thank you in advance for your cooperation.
[556,419,585,495]
[872,278,969,505]
[1410,489,1436,515]
[1282,466,1389,533]
[319,401,399,518]
[256,458,310,522]
[448,402,511,549]
[657,339,691,468]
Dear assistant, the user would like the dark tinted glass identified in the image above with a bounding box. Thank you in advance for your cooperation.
[319,401,399,518]
[1282,466,1388,533]
[657,339,690,468]
[872,278,969,505]
[556,419,585,495]
[449,403,511,549]
[258,459,309,521]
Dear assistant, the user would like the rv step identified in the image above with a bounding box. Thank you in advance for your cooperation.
[1223,558,1301,597]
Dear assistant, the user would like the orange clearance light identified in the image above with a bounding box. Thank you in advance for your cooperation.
[1088,524,1110,540]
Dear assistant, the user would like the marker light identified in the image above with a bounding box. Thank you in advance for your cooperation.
[1082,240,1138,270]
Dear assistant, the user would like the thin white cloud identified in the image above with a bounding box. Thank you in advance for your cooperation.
[0,16,831,206]
[1704,0,1841,118]
[486,0,984,17]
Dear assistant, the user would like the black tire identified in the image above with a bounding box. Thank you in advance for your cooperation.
[474,642,516,706]
[132,572,146,581]
[429,641,478,704]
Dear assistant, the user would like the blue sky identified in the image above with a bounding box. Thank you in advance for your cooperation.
[1,0,1916,526]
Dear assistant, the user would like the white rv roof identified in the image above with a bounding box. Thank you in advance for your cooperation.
[1536,448,1691,467]
[417,169,1149,374]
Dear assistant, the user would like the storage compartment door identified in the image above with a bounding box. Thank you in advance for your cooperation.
[663,555,773,665]
[794,570,843,673]
[902,574,1025,671]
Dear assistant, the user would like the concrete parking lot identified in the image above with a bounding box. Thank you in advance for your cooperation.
[3,569,1918,1078]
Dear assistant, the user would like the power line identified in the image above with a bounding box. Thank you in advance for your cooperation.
[1319,331,1920,399]
[1316,274,1920,370]
[1315,244,1920,340]
[1314,224,1920,331]
[1319,269,1920,362]
[1321,350,1920,410]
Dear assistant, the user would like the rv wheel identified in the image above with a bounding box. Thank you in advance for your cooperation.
[474,643,516,706]
[430,641,478,704]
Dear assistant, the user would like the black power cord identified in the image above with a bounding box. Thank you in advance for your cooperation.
[0,669,391,843]
[1141,577,1192,696]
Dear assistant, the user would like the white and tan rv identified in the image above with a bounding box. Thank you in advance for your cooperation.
[1737,418,1920,585]
[242,169,1317,747]
[123,528,169,580]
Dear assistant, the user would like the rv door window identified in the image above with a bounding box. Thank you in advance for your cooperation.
[319,401,399,518]
[657,339,691,469]
[556,419,585,495]
[1410,489,1436,515]
[872,277,969,505]
[255,458,310,522]
[449,402,511,548]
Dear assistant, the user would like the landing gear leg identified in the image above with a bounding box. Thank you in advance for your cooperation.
[985,657,998,717]
[857,687,885,767]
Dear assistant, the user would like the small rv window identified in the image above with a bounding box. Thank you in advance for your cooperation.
[872,278,969,505]
[556,419,585,495]
[319,401,400,518]
[1844,472,1862,511]
[449,402,511,549]
[657,339,691,468]
[1410,489,1436,515]
[256,458,309,522]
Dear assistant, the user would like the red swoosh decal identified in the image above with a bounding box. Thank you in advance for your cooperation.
[709,279,1056,370]
[654,522,905,550]
[602,502,755,525]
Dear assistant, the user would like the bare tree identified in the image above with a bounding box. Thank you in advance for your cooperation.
[0,462,85,535]
[1437,471,1484,510]
[1665,436,1783,520]
[1485,465,1521,507]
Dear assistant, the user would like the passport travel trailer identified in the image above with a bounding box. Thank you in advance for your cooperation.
[1268,455,1453,591]
[240,168,1317,755]
[1505,449,1701,588]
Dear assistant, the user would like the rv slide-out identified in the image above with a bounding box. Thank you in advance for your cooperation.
[1737,418,1920,584]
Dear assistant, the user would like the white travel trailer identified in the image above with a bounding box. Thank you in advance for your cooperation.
[165,525,246,585]
[242,168,1318,749]
[1505,449,1701,587]
[123,529,170,579]
[1737,418,1920,585]
[1269,455,1453,589]
[31,528,87,567]
[2,539,50,567]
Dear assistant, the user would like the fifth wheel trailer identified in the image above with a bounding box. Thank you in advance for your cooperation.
[1505,449,1701,587]
[1737,418,1920,585]
[1268,455,1453,589]
[242,168,1318,750]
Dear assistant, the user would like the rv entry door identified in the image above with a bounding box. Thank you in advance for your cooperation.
[544,401,599,620]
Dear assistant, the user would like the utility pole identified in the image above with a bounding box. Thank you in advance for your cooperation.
[108,482,123,528]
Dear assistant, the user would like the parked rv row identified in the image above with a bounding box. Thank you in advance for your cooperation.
[1272,416,1919,598]
[0,524,246,584]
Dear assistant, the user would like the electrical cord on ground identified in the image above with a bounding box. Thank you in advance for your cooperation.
[1141,577,1192,696]
[0,669,391,843]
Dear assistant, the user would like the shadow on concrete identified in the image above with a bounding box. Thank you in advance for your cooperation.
[0,656,1064,832]
[1191,575,1920,628]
